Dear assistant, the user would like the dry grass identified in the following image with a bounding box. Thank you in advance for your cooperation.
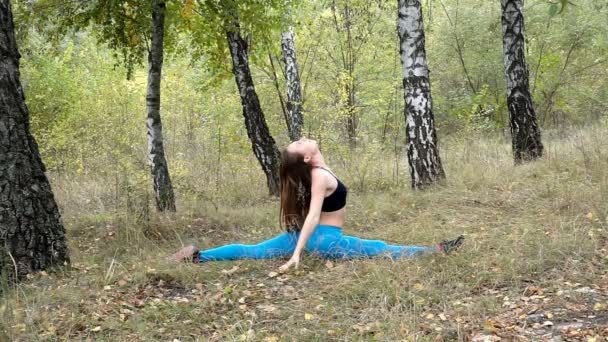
[1,126,607,341]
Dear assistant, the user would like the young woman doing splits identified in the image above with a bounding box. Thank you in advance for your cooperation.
[170,137,464,272]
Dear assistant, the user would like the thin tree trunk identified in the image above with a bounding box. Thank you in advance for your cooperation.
[0,0,69,281]
[226,25,281,196]
[146,0,176,211]
[330,1,358,146]
[540,40,578,126]
[397,0,445,190]
[344,2,357,146]
[500,0,543,163]
[281,25,303,141]
[439,0,477,94]
[267,53,290,134]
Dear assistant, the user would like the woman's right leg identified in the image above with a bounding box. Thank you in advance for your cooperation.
[197,232,298,262]
[328,235,437,258]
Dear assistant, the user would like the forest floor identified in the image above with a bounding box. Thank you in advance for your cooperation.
[1,127,608,341]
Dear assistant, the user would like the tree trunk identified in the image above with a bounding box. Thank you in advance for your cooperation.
[397,0,445,190]
[226,26,281,196]
[146,0,176,211]
[281,25,303,141]
[500,0,543,163]
[0,0,69,281]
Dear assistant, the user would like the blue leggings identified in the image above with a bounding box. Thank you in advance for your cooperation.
[198,224,436,262]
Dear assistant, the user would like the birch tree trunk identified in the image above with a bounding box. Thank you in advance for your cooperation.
[281,25,304,141]
[146,0,176,211]
[397,0,445,189]
[226,26,281,196]
[500,0,543,163]
[0,0,69,281]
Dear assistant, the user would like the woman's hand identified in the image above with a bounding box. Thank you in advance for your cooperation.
[279,254,300,273]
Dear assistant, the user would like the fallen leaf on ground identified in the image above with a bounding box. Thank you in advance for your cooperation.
[257,304,277,313]
[221,265,239,275]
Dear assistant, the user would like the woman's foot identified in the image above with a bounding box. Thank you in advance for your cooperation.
[168,245,199,263]
[438,235,465,255]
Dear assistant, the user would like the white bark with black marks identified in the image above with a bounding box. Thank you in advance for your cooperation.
[0,0,69,281]
[146,0,176,211]
[500,0,543,162]
[226,26,281,196]
[281,25,303,141]
[397,0,445,190]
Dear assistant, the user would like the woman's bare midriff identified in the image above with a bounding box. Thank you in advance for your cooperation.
[319,208,345,228]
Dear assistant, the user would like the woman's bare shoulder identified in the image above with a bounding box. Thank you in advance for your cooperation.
[311,167,336,189]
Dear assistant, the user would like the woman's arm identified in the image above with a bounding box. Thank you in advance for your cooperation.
[279,169,326,272]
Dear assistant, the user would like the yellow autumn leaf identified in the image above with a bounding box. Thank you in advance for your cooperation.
[586,212,594,220]
[304,313,314,320]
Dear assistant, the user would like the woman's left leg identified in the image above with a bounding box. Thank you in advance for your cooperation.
[306,225,437,259]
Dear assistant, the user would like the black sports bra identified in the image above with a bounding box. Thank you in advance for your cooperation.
[315,167,348,212]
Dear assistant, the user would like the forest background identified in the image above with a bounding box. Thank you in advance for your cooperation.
[1,0,608,340]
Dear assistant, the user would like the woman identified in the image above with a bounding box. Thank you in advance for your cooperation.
[170,137,464,272]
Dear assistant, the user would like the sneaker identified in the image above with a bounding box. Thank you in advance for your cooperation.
[438,235,464,255]
[168,245,199,263]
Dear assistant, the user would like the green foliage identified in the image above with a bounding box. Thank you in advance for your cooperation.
[177,0,295,76]
[428,0,607,130]
[21,29,145,174]
[14,0,608,187]
[548,0,574,17]
[20,0,187,78]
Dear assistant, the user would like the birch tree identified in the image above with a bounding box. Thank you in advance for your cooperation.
[397,0,445,189]
[147,0,176,211]
[226,19,282,195]
[32,0,180,210]
[281,25,304,141]
[0,0,70,281]
[187,0,293,196]
[500,0,543,162]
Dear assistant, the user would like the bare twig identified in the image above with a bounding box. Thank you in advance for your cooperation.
[439,0,477,94]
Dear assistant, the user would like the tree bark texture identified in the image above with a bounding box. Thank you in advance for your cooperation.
[281,26,303,141]
[0,0,69,281]
[147,0,176,211]
[397,0,445,190]
[226,27,281,196]
[500,0,543,163]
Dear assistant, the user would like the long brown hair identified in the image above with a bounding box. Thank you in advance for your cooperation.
[279,148,312,232]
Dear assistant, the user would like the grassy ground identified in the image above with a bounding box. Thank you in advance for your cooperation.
[1,127,607,341]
